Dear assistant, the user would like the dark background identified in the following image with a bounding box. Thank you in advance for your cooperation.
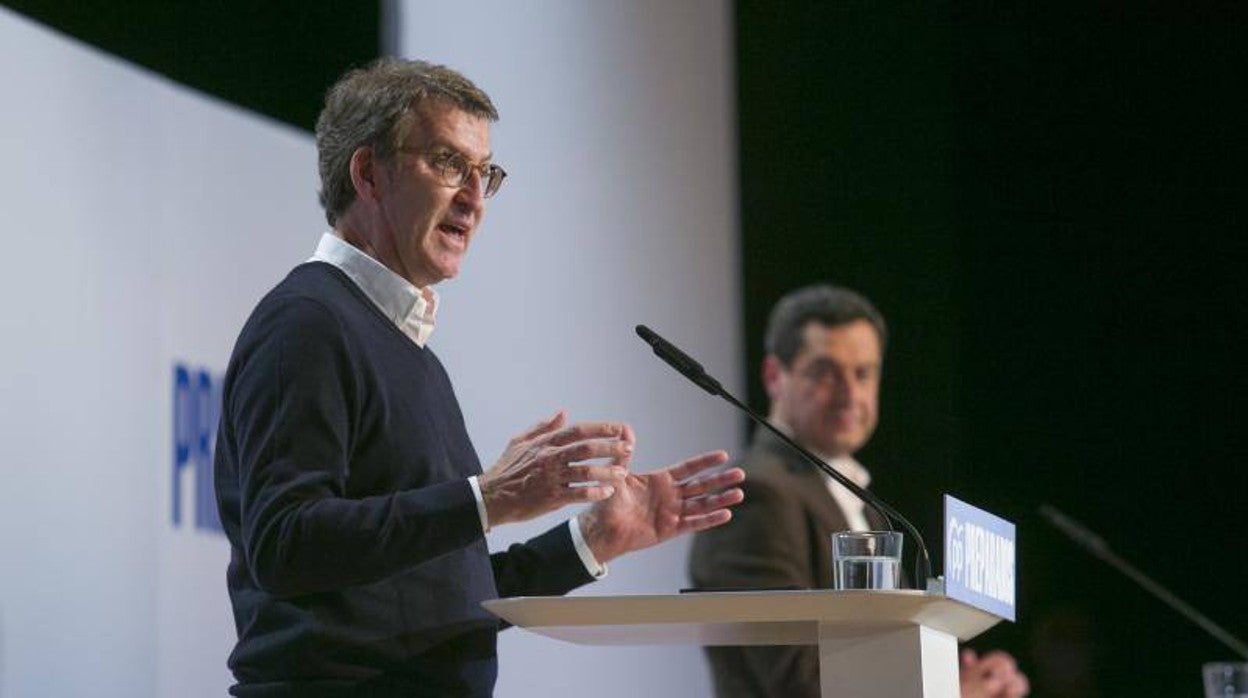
[10,2,1245,695]
[737,4,1248,697]
[5,1,378,131]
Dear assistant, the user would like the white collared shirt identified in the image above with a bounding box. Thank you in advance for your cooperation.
[820,455,872,532]
[310,233,439,347]
[770,419,873,531]
[308,232,606,578]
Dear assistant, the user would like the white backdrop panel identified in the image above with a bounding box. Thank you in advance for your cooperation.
[0,8,321,697]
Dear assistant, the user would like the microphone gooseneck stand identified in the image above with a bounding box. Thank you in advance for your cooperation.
[635,324,933,588]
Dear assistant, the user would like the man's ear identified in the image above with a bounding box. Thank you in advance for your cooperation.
[348,145,381,203]
[762,354,786,403]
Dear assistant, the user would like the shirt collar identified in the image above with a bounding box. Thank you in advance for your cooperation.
[769,418,872,488]
[824,454,871,490]
[309,232,439,347]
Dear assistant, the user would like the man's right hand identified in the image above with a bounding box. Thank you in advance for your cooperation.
[960,649,1030,698]
[479,411,632,527]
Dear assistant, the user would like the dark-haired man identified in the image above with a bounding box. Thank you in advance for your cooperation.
[688,283,1027,697]
[214,58,744,697]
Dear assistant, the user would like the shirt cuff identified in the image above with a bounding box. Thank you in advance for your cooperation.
[568,516,608,579]
[468,475,490,533]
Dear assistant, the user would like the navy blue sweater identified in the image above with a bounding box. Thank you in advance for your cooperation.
[214,262,592,696]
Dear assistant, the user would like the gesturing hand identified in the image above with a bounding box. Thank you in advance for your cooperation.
[578,427,745,563]
[479,411,633,528]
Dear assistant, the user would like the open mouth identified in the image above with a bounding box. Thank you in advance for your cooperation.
[437,222,469,244]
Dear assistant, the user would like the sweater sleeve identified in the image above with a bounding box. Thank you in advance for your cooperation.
[220,296,485,597]
[489,522,595,600]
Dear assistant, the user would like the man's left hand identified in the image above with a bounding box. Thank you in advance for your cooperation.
[577,426,744,563]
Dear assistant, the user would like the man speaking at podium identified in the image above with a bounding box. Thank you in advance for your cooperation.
[214,58,744,697]
[689,284,1027,697]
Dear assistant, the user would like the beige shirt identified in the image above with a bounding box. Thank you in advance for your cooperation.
[821,455,872,532]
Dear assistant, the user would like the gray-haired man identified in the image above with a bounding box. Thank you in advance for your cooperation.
[215,58,744,697]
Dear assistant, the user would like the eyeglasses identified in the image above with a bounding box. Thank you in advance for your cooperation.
[397,147,507,198]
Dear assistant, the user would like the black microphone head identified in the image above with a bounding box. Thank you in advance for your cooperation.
[634,323,721,396]
[635,324,658,345]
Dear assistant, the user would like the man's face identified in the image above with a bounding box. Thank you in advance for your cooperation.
[764,319,882,457]
[371,101,492,287]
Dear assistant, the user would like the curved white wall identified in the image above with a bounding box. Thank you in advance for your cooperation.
[0,9,322,697]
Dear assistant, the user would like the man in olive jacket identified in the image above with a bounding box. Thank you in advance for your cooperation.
[688,284,1028,698]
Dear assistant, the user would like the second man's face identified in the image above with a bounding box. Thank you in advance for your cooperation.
[769,319,882,458]
[373,101,492,288]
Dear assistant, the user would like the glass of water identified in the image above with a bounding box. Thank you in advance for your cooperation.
[1204,662,1248,698]
[832,530,903,590]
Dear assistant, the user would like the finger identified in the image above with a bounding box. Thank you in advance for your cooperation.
[512,410,566,445]
[612,423,637,468]
[679,467,745,497]
[666,450,730,482]
[965,651,1024,697]
[975,651,1019,675]
[676,509,733,534]
[982,658,1028,698]
[681,488,744,516]
[542,421,627,448]
[564,464,628,486]
[562,482,617,503]
[978,676,1003,693]
[548,437,633,465]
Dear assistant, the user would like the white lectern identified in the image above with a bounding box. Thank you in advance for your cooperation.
[485,589,1003,698]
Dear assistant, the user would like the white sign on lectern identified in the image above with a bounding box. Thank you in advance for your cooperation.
[944,494,1016,621]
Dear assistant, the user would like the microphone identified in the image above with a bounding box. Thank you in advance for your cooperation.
[1040,504,1248,659]
[635,324,933,588]
[635,324,723,395]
